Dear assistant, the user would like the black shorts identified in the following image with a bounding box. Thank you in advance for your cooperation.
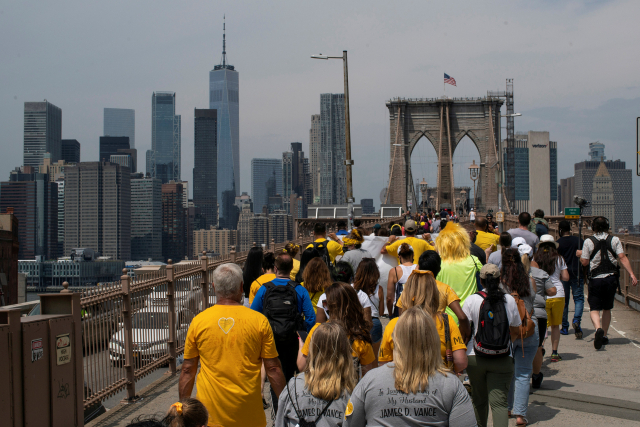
[587,275,618,311]
[537,317,547,347]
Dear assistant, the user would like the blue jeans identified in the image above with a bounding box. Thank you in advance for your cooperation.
[562,277,584,329]
[508,323,539,420]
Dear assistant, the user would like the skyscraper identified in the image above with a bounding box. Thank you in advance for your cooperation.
[320,94,346,204]
[309,114,321,203]
[162,181,187,262]
[99,136,130,162]
[104,108,135,148]
[64,162,131,260]
[251,159,282,214]
[588,142,606,161]
[210,19,240,221]
[193,109,218,228]
[1,172,58,260]
[24,101,62,168]
[131,175,162,261]
[591,160,615,231]
[282,142,311,215]
[148,92,181,184]
[61,139,80,163]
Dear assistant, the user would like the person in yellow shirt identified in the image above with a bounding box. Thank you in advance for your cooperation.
[283,243,300,281]
[180,263,286,427]
[305,223,343,264]
[301,258,332,313]
[248,252,276,305]
[378,269,468,373]
[381,219,434,264]
[394,250,471,344]
[297,282,376,379]
[474,217,500,252]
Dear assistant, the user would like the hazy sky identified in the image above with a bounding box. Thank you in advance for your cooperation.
[2,0,639,221]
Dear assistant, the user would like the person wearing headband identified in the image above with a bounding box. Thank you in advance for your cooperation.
[381,219,434,265]
[341,229,372,274]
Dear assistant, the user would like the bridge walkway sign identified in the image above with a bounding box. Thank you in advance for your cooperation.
[564,207,580,219]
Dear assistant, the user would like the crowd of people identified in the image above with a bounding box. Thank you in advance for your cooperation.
[125,210,637,427]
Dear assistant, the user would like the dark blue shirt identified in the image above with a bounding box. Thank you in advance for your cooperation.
[336,230,349,236]
[250,278,316,331]
[557,235,584,280]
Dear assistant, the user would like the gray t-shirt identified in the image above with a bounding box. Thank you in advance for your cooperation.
[580,233,623,279]
[507,228,539,250]
[340,248,372,276]
[432,220,442,233]
[530,267,554,320]
[487,251,502,269]
[343,364,477,427]
[276,373,350,427]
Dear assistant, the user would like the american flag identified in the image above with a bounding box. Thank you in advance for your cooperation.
[444,73,457,86]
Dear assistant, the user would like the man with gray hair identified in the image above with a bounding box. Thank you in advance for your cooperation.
[180,263,286,427]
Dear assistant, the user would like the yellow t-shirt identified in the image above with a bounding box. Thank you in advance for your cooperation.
[475,230,499,252]
[302,323,375,366]
[184,304,278,427]
[396,280,460,313]
[249,273,276,305]
[378,314,466,363]
[306,289,324,314]
[289,258,300,281]
[306,238,344,264]
[385,236,435,264]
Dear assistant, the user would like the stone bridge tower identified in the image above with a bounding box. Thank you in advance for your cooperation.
[386,97,503,212]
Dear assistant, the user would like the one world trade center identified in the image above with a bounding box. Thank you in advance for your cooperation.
[210,18,239,229]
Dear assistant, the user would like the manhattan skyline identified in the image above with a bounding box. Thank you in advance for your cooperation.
[2,1,640,221]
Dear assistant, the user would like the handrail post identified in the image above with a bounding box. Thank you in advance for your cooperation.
[623,232,630,307]
[272,238,276,254]
[230,246,237,264]
[120,269,138,402]
[201,251,209,309]
[166,260,177,374]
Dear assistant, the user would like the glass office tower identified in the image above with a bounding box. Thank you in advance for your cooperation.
[210,20,239,226]
[104,108,135,148]
[148,92,181,184]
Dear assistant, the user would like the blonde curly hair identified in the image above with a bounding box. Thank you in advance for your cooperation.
[435,222,470,263]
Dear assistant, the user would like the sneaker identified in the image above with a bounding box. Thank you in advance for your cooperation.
[594,328,605,349]
[551,352,562,362]
[602,336,610,346]
[532,372,544,389]
[263,397,270,410]
[573,321,583,339]
[560,327,569,335]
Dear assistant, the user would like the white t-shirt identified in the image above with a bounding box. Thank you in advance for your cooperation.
[547,258,568,300]
[366,284,381,318]
[462,293,521,357]
[317,285,372,320]
[580,233,624,279]
[470,212,476,221]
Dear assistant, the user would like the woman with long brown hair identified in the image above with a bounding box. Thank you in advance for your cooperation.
[532,235,568,363]
[297,282,375,379]
[276,323,355,427]
[501,248,538,426]
[379,270,468,374]
[353,258,384,363]
[343,307,476,426]
[302,257,332,314]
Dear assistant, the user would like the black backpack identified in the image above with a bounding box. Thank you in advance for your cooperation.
[263,281,305,342]
[473,291,511,358]
[313,240,334,269]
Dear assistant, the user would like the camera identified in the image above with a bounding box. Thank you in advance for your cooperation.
[573,195,589,208]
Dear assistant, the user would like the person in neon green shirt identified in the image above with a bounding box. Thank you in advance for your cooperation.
[381,219,434,264]
[435,222,483,322]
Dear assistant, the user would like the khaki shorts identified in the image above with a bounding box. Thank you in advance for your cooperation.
[546,298,564,326]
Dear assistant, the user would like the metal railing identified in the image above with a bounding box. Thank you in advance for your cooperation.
[502,215,640,306]
[79,218,403,408]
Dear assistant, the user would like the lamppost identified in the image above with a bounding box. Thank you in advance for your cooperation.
[429,195,435,212]
[312,51,354,229]
[468,160,480,212]
[419,179,428,212]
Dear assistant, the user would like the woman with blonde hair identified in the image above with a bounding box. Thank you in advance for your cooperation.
[343,307,476,426]
[302,257,332,315]
[283,243,301,281]
[379,270,468,374]
[436,222,483,319]
[276,323,355,427]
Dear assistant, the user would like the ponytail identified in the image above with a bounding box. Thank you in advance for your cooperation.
[163,398,208,427]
